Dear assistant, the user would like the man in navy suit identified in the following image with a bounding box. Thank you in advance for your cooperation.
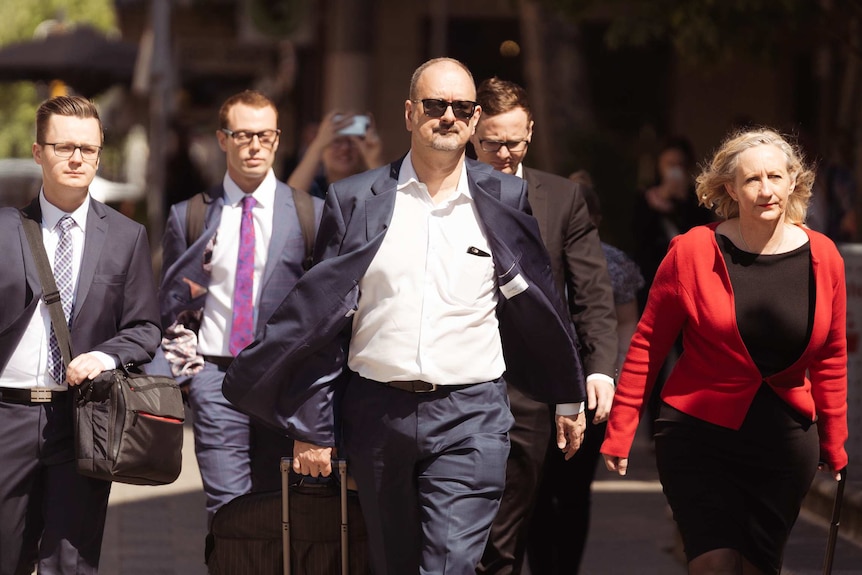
[223,58,587,575]
[157,89,322,528]
[0,96,161,574]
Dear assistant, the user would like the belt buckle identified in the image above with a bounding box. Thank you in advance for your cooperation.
[414,381,437,393]
[30,389,53,403]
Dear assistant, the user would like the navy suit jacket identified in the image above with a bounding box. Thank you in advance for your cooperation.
[0,199,161,373]
[158,180,323,334]
[223,157,586,446]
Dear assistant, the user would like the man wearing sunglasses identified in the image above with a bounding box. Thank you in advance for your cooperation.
[224,58,587,574]
[156,89,323,544]
[471,77,617,575]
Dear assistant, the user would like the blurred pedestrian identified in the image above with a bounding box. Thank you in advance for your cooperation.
[286,109,384,198]
[602,127,848,575]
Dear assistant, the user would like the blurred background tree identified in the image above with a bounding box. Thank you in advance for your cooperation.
[0,0,119,158]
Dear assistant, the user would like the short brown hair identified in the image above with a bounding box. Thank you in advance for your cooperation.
[696,127,814,224]
[218,90,278,129]
[476,77,532,121]
[36,96,102,144]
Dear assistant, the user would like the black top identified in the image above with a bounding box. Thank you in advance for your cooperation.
[717,233,814,377]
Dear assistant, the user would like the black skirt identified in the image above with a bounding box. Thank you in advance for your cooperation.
[653,384,819,574]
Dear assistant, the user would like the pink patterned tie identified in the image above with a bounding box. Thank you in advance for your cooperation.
[229,195,257,356]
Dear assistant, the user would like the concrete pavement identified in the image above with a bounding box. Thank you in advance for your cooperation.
[99,416,862,574]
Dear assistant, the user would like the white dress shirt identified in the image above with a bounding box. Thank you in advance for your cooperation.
[0,192,115,389]
[197,170,276,357]
[348,152,505,385]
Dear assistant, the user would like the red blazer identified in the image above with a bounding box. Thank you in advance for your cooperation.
[601,223,849,471]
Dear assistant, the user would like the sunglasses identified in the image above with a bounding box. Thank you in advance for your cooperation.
[414,99,478,120]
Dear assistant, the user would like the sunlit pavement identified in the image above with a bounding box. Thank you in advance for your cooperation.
[100,416,862,574]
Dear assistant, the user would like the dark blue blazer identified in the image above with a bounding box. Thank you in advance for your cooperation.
[158,180,322,334]
[0,199,161,372]
[223,157,586,446]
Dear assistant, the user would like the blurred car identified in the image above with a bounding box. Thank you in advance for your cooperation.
[0,158,143,208]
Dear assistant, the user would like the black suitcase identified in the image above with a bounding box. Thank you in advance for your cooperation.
[206,457,370,574]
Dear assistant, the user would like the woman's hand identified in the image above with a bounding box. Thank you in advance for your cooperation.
[603,454,628,476]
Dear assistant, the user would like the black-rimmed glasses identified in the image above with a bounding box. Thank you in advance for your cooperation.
[220,128,281,147]
[478,139,529,153]
[41,142,102,161]
[413,99,478,120]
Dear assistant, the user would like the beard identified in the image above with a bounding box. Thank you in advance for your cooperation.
[429,129,465,152]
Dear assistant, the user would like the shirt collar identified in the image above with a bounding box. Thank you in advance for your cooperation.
[397,150,472,202]
[514,163,524,179]
[39,189,90,232]
[222,169,276,209]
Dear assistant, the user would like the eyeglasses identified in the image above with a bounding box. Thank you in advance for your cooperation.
[414,99,478,120]
[479,139,529,153]
[220,128,281,147]
[42,142,102,161]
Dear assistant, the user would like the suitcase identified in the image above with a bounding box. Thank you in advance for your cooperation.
[206,457,370,575]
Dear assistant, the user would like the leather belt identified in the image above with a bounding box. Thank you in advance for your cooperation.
[383,380,476,393]
[0,387,67,404]
[203,355,234,370]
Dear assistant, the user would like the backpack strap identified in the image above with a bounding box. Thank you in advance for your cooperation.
[185,187,315,269]
[184,191,208,247]
[291,187,316,270]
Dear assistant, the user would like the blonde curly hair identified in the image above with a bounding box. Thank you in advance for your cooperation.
[695,127,815,224]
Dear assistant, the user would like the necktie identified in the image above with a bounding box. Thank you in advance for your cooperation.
[48,216,75,384]
[229,195,257,356]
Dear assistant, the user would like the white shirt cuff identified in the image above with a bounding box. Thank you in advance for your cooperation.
[90,351,118,371]
[555,402,585,416]
[586,372,615,387]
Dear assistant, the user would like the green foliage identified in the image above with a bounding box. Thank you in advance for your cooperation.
[0,0,118,158]
[546,0,822,66]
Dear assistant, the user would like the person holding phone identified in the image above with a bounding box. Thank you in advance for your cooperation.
[286,109,385,199]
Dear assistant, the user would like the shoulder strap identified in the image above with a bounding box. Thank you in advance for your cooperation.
[291,187,316,270]
[185,191,208,247]
[19,212,73,367]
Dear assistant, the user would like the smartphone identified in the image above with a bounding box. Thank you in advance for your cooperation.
[337,114,370,137]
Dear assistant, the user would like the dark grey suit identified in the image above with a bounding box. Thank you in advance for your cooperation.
[224,157,587,574]
[480,168,618,574]
[0,198,161,575]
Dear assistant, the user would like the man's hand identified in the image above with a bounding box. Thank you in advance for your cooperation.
[587,378,615,424]
[555,411,586,460]
[293,440,333,477]
[65,353,109,386]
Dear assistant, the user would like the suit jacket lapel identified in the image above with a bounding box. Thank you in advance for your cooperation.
[262,182,292,287]
[74,201,107,323]
[364,161,401,242]
[524,168,549,240]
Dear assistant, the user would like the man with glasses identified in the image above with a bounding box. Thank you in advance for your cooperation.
[471,77,617,575]
[156,89,323,540]
[0,95,161,574]
[223,58,587,574]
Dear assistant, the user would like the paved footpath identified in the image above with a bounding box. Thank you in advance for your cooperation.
[100,417,862,574]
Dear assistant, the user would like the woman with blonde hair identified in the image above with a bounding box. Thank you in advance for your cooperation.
[602,127,848,575]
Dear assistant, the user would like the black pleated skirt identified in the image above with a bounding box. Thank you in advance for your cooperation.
[653,384,819,574]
